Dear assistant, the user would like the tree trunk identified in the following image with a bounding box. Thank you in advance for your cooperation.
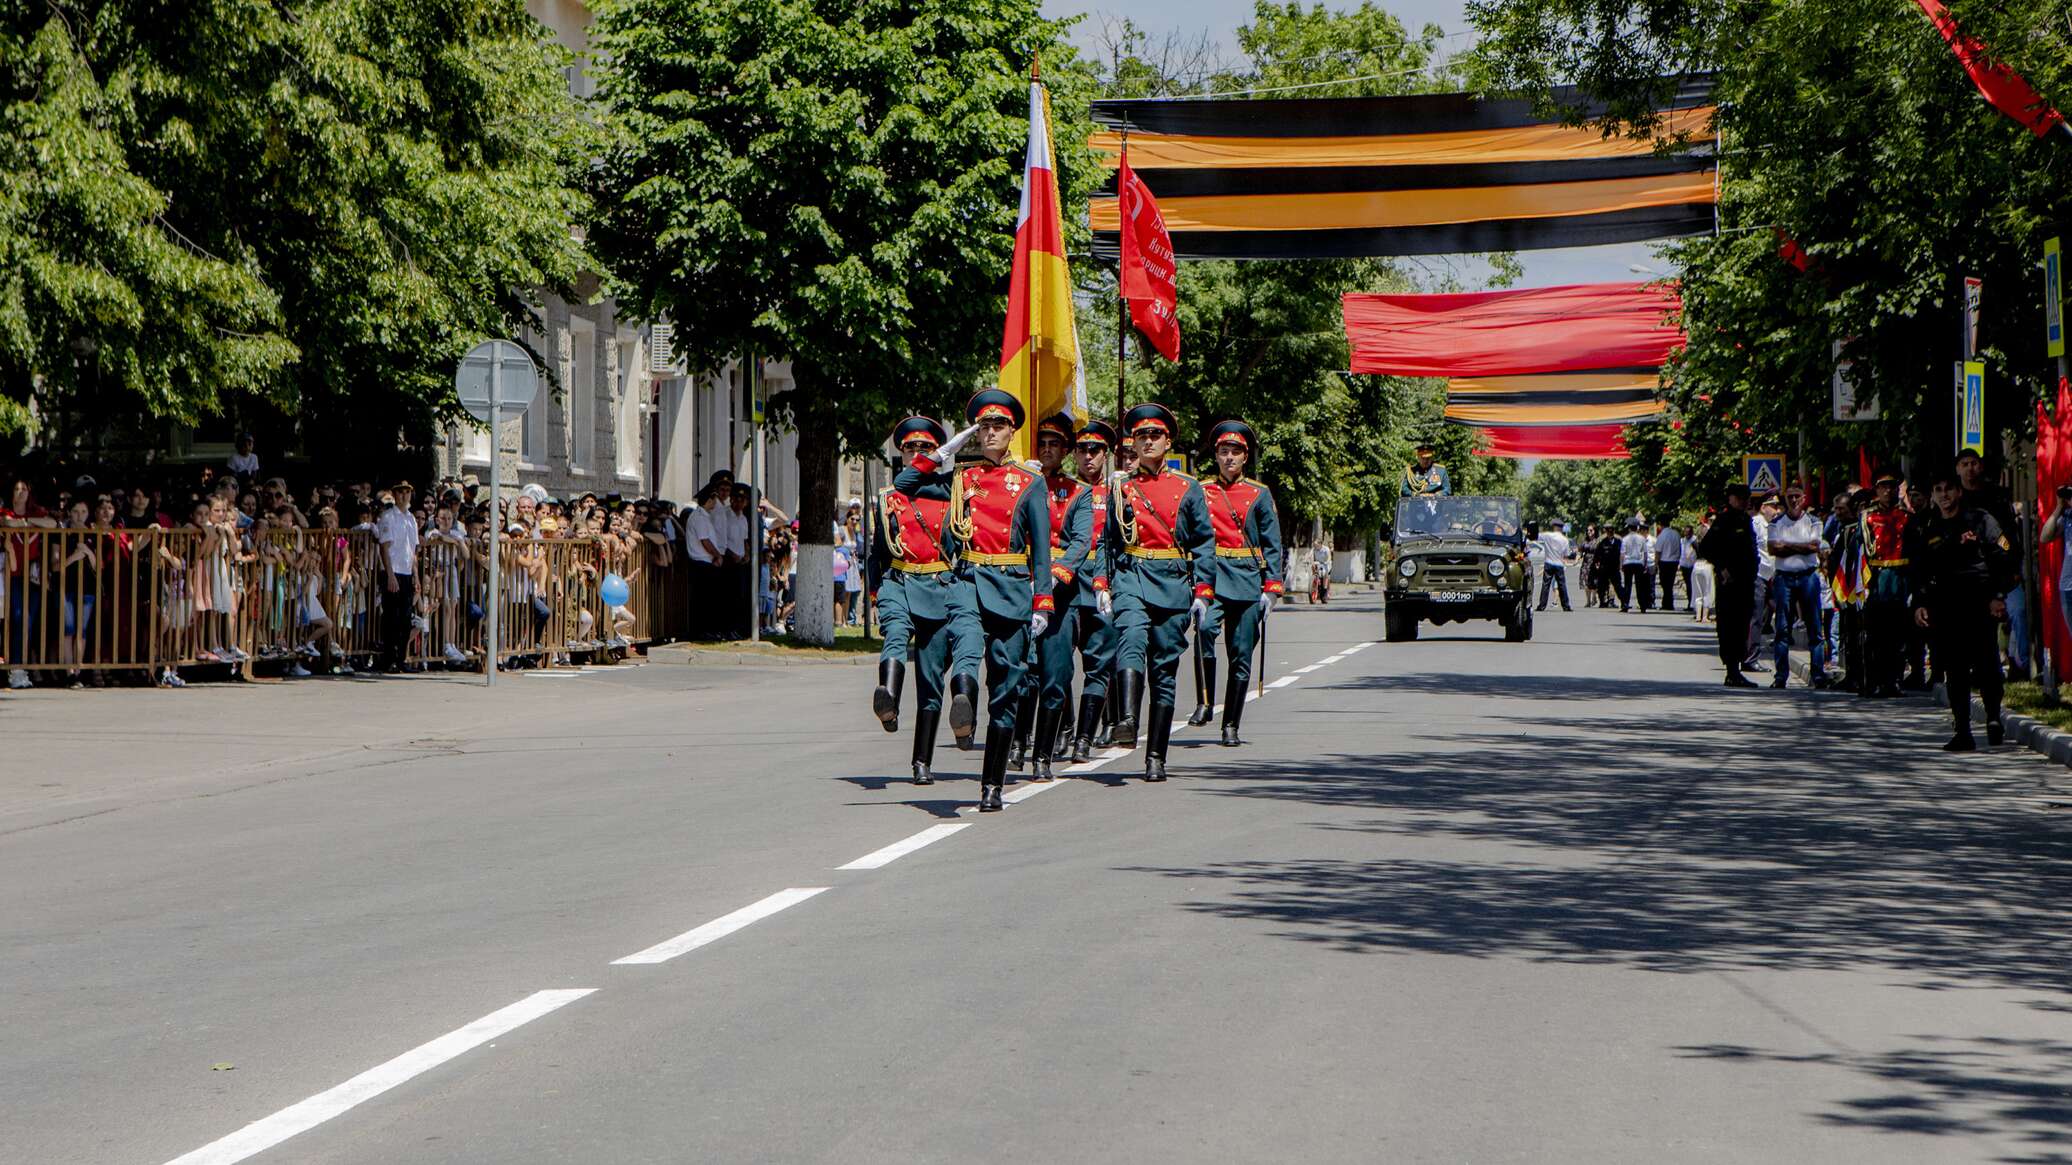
[790,370,840,646]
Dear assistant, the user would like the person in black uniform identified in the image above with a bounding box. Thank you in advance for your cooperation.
[1697,483,1758,687]
[1908,465,2015,750]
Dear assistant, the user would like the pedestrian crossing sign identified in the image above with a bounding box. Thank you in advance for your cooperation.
[1743,455,1785,496]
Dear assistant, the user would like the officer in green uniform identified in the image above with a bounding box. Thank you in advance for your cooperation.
[1111,402,1216,782]
[1189,420,1286,746]
[868,416,962,785]
[1008,412,1097,782]
[895,389,1055,812]
[1067,418,1119,762]
[1405,442,1451,497]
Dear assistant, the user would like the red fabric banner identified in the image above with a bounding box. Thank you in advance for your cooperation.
[1914,0,2068,138]
[1343,282,1683,377]
[1469,424,1630,460]
[2038,377,2072,680]
[1117,151,1180,361]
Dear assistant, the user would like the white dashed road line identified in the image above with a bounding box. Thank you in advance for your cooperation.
[612,887,830,966]
[163,988,595,1165]
[163,634,1377,1163]
[837,823,971,869]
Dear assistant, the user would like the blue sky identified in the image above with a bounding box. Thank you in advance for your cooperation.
[1040,0,1666,288]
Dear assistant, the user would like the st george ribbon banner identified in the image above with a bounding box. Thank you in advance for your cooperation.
[1117,149,1180,361]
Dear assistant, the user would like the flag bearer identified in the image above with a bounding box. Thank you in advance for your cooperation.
[868,416,964,785]
[1110,403,1215,782]
[1068,418,1119,762]
[897,389,1054,812]
[1190,420,1285,746]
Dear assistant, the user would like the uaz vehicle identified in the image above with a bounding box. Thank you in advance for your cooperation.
[1383,494,1532,642]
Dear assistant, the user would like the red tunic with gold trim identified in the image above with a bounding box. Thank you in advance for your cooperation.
[1113,466,1216,610]
[1199,476,1286,603]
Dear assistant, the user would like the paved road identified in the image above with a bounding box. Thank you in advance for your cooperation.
[6,594,2071,1163]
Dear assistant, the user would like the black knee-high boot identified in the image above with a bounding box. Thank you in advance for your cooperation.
[1055,690,1075,760]
[873,659,904,733]
[1220,659,1246,746]
[1144,701,1176,781]
[1008,684,1037,770]
[911,709,939,784]
[1188,652,1217,726]
[1032,705,1062,781]
[948,673,979,751]
[979,728,1010,811]
[1097,671,1118,746]
[1071,691,1105,762]
[1113,670,1145,749]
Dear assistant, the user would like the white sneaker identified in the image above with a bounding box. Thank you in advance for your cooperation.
[7,669,28,689]
[160,668,186,688]
[286,663,312,678]
[442,643,467,665]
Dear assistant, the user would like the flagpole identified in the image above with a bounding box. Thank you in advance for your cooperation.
[1117,129,1129,420]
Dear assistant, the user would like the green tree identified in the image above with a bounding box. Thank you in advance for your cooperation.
[4,1,596,468]
[1520,457,1643,527]
[590,0,1100,643]
[1470,0,2072,505]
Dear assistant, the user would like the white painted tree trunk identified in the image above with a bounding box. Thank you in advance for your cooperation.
[792,539,834,645]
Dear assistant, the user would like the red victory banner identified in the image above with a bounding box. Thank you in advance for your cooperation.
[1117,149,1180,361]
[1914,0,2070,140]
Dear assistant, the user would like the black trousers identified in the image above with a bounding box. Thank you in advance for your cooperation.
[1933,597,2004,730]
[381,572,416,669]
[1620,564,1653,611]
[1864,600,1910,691]
[1657,562,1680,610]
[687,560,718,639]
[1715,569,1751,669]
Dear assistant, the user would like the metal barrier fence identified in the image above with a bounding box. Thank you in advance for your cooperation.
[1,527,688,678]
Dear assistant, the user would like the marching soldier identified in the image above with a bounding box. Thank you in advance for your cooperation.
[1405,442,1451,497]
[1068,418,1119,762]
[1189,420,1285,746]
[1008,412,1098,782]
[1908,465,2015,750]
[868,417,967,785]
[896,389,1054,812]
[1111,402,1216,782]
[1095,437,1141,748]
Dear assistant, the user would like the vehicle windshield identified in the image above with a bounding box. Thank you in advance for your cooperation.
[1394,495,1523,543]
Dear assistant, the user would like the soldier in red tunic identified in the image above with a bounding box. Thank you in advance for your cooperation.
[868,416,972,785]
[1006,412,1099,781]
[1110,403,1216,781]
[896,389,1055,811]
[1192,420,1285,746]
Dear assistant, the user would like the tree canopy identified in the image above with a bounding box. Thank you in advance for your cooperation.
[3,1,596,467]
[1471,0,2072,511]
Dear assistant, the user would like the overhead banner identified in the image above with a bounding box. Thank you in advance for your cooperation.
[1473,424,1631,460]
[1344,282,1684,377]
[1090,79,1716,260]
[1442,371,1666,426]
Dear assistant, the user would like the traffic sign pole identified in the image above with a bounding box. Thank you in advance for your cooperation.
[486,355,500,687]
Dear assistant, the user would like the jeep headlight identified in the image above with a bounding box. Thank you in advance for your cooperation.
[1486,558,1506,578]
[1397,558,1418,578]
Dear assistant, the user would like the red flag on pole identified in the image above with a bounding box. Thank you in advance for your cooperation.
[1913,0,2069,139]
[1117,149,1180,362]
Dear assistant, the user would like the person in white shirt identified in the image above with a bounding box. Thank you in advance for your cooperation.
[1619,521,1653,612]
[1765,485,1831,688]
[683,488,723,639]
[373,481,421,672]
[1653,522,1684,612]
[1535,524,1574,611]
[226,433,259,481]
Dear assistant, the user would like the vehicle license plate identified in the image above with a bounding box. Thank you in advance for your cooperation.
[1431,592,1470,603]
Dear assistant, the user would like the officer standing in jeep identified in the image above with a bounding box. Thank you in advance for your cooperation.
[1405,442,1451,497]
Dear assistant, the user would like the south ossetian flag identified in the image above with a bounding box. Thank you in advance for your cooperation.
[1000,76,1086,460]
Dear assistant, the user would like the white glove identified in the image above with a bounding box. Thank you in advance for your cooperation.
[934,422,980,462]
[1261,594,1275,619]
[1030,611,1050,638]
[1190,597,1210,626]
[1097,589,1112,616]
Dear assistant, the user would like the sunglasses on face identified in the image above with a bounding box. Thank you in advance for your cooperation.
[900,441,937,454]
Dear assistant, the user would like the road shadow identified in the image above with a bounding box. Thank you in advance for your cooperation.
[1127,702,2072,994]
[1676,1038,2072,1156]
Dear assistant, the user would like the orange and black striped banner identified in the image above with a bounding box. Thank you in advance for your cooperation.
[1090,80,1715,260]
[1444,370,1666,427]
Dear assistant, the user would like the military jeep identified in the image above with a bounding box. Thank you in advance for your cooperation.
[1383,495,1533,642]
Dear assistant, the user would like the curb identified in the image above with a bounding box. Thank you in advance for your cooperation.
[645,643,875,668]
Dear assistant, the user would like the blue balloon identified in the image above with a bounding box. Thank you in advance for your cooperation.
[600,572,630,608]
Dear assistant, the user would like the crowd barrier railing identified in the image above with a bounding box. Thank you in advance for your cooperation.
[2,527,687,679]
